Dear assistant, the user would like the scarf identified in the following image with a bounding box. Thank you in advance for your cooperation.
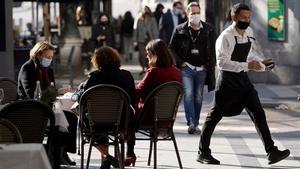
[36,61,50,90]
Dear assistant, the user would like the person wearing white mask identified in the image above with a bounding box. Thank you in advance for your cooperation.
[169,2,216,135]
[197,3,289,165]
[159,1,187,44]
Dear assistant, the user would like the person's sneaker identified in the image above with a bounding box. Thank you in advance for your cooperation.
[268,149,290,164]
[194,126,201,135]
[196,153,220,165]
[188,124,196,134]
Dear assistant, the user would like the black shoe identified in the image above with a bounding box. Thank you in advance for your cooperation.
[100,160,110,169]
[106,155,119,168]
[196,153,220,165]
[268,149,290,165]
[62,152,76,166]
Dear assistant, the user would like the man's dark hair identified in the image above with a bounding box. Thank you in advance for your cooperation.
[231,3,251,17]
[173,1,182,8]
[155,3,164,12]
[187,2,200,11]
[98,12,110,23]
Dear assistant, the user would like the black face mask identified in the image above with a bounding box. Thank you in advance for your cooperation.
[100,21,108,25]
[236,20,250,30]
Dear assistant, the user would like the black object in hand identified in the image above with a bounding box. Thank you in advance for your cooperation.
[264,62,275,69]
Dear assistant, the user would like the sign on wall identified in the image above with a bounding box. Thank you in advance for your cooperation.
[268,0,285,41]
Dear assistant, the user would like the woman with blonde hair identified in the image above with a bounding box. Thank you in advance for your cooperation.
[77,46,135,169]
[17,41,78,167]
[18,41,56,98]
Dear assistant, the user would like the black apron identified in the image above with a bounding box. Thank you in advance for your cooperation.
[215,36,254,117]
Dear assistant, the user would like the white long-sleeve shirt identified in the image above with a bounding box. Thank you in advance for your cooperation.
[215,24,265,73]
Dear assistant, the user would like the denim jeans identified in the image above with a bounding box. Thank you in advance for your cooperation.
[181,66,207,126]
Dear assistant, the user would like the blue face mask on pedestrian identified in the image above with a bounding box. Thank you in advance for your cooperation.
[41,58,52,67]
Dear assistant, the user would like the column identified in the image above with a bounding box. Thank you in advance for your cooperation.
[0,0,14,79]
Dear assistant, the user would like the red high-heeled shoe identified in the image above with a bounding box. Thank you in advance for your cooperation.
[124,154,136,166]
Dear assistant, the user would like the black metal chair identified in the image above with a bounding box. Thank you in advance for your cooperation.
[79,84,131,169]
[0,118,23,143]
[0,77,18,104]
[0,100,55,143]
[135,81,183,169]
[0,100,56,167]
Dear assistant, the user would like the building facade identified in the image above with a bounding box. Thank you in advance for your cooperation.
[0,0,14,79]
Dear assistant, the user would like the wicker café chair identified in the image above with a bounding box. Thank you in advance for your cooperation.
[79,84,131,169]
[0,118,23,143]
[0,100,56,168]
[135,81,183,169]
[0,77,18,104]
[0,100,55,143]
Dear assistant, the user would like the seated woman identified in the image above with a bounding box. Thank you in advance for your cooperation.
[17,41,78,167]
[124,39,182,166]
[77,46,135,169]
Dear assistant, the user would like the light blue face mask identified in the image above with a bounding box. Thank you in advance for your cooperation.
[41,58,52,67]
[174,8,181,15]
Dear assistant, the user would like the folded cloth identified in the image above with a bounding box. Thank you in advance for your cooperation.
[55,92,75,111]
[53,108,69,132]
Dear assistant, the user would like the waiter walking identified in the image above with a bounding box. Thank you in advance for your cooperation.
[196,3,290,165]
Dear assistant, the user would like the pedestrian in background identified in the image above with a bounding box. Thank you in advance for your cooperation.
[169,2,216,135]
[159,1,187,44]
[91,13,115,49]
[136,5,159,75]
[121,11,134,62]
[223,9,232,30]
[197,3,290,165]
[154,3,164,25]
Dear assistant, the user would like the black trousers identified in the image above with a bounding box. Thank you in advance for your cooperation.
[62,110,78,153]
[52,110,78,169]
[199,89,277,155]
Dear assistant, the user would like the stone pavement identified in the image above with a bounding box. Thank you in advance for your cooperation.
[56,54,300,111]
[255,83,300,110]
[58,56,300,169]
[65,97,300,169]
